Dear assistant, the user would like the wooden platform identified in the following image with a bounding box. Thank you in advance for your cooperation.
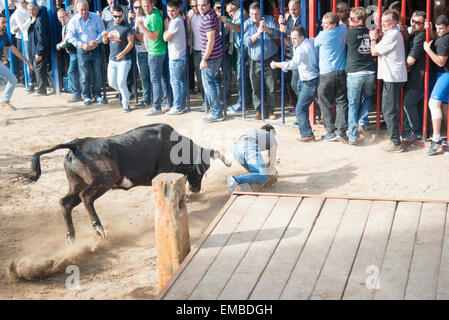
[158,193,449,300]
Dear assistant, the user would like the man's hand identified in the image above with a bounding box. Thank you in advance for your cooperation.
[164,17,170,30]
[270,61,278,69]
[26,60,34,71]
[101,31,108,39]
[12,26,19,33]
[115,52,125,61]
[425,21,433,30]
[56,43,62,51]
[218,15,227,24]
[35,54,42,62]
[424,40,433,52]
[81,43,91,51]
[200,59,207,70]
[88,40,98,47]
[369,28,378,40]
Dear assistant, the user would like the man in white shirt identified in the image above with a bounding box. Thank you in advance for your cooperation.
[370,9,407,153]
[187,0,207,111]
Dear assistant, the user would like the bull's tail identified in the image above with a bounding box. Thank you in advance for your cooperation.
[19,140,80,183]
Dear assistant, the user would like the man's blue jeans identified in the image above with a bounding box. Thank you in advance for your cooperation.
[236,47,252,107]
[232,140,267,185]
[403,88,424,136]
[0,62,17,103]
[347,72,376,142]
[169,57,186,110]
[68,53,81,98]
[295,77,318,138]
[148,53,165,110]
[137,51,151,103]
[107,59,132,107]
[77,46,103,99]
[201,56,223,118]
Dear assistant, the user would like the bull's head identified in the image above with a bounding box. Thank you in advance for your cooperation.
[187,149,232,193]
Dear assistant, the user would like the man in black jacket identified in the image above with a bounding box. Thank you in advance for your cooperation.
[27,2,51,96]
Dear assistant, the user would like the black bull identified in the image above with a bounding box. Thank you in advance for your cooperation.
[20,124,231,243]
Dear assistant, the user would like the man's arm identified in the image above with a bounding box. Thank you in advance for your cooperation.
[219,15,240,32]
[199,29,216,70]
[116,34,134,60]
[163,18,176,42]
[8,44,34,70]
[369,29,380,56]
[424,40,449,67]
[136,17,160,41]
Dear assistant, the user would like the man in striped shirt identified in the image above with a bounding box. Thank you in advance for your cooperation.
[198,0,224,123]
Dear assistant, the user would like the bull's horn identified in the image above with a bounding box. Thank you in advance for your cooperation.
[213,151,232,167]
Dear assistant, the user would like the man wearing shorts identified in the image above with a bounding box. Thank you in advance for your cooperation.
[424,15,449,156]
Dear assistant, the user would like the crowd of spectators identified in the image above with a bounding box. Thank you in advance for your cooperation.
[1,0,449,156]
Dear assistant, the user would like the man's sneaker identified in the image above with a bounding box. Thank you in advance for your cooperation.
[382,142,404,153]
[83,98,91,106]
[358,124,369,136]
[122,106,131,113]
[227,103,242,113]
[427,139,442,156]
[201,103,208,113]
[349,140,358,145]
[68,96,82,103]
[144,107,162,116]
[166,108,184,115]
[95,97,107,104]
[227,175,238,194]
[34,91,47,97]
[134,102,146,109]
[336,134,349,144]
[324,133,337,142]
[402,132,417,142]
[297,136,316,143]
[203,115,224,123]
[142,100,151,106]
[26,85,35,94]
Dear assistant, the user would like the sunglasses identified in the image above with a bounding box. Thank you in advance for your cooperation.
[412,19,424,25]
[113,15,123,18]
[134,6,141,9]
[215,6,221,9]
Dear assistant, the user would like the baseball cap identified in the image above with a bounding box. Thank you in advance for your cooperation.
[336,2,349,11]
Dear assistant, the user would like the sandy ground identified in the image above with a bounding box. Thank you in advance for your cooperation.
[1,85,449,300]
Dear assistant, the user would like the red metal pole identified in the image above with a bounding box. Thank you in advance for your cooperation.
[399,0,406,136]
[376,0,383,133]
[423,0,431,140]
[333,0,336,13]
[309,0,316,126]
[355,0,359,8]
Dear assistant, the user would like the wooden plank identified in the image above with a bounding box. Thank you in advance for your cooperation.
[310,200,372,300]
[373,201,422,300]
[249,198,324,300]
[406,202,446,300]
[437,205,449,300]
[218,197,302,300]
[343,201,396,300]
[162,195,257,299]
[280,199,349,300]
[188,196,279,300]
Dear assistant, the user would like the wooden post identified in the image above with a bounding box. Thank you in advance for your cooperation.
[152,173,191,289]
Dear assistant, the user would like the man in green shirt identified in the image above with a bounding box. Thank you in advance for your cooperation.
[136,0,167,115]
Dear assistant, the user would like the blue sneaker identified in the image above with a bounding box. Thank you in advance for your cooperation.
[95,96,107,104]
[324,133,337,142]
[203,115,224,123]
[83,98,91,106]
[227,103,242,113]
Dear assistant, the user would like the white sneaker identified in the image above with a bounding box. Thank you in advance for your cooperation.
[239,183,253,192]
[226,175,238,194]
[144,107,162,116]
[166,108,184,115]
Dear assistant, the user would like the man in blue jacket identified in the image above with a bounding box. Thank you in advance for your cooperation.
[27,1,51,96]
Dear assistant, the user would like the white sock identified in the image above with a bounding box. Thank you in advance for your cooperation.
[433,134,441,142]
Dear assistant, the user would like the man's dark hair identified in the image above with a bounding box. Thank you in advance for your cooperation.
[0,14,5,19]
[261,124,276,134]
[436,15,449,27]
[113,6,124,13]
[249,1,260,11]
[291,25,306,38]
[383,9,399,22]
[413,11,426,19]
[167,0,180,8]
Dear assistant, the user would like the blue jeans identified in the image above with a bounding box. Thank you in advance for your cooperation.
[0,62,17,102]
[232,140,267,185]
[291,69,301,98]
[296,77,318,138]
[236,47,252,107]
[169,57,186,110]
[403,88,424,136]
[347,72,376,142]
[201,56,223,117]
[148,53,165,110]
[77,46,103,99]
[107,59,132,107]
[137,51,151,103]
[68,53,81,98]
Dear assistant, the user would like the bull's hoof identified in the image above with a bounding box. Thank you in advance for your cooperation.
[93,224,107,239]
[66,232,75,245]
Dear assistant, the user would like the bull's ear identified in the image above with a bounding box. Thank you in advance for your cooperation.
[211,150,232,167]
